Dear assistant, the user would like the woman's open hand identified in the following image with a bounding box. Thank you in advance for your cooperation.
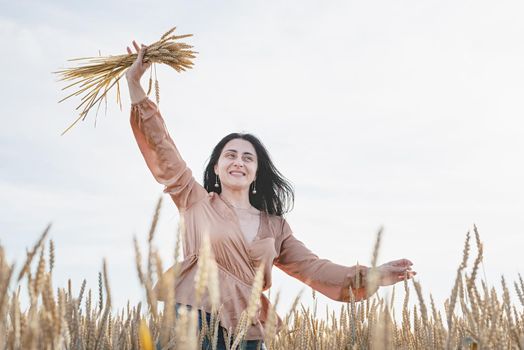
[125,40,151,83]
[376,259,416,286]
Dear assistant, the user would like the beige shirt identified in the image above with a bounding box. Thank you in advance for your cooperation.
[130,97,375,340]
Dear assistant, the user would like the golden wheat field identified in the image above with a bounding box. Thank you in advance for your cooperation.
[1,199,523,350]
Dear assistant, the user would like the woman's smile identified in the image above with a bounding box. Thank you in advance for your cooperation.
[229,170,246,176]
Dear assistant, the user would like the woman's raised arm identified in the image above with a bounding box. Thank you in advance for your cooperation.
[126,41,207,211]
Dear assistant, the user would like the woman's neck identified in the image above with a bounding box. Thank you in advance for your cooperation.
[220,188,252,209]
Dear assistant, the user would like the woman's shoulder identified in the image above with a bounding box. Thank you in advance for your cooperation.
[265,212,291,236]
[181,190,215,213]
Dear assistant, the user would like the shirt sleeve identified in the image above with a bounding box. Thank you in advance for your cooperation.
[130,97,208,211]
[274,219,378,302]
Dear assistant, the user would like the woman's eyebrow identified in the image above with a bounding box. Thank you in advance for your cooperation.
[224,149,256,156]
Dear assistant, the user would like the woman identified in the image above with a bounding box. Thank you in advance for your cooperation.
[125,40,416,349]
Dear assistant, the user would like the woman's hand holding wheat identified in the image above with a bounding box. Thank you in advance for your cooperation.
[377,259,416,287]
[125,40,150,104]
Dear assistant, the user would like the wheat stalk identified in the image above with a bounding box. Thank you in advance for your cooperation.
[366,227,383,298]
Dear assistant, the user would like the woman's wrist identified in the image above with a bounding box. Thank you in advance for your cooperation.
[127,79,147,104]
[130,93,147,105]
[126,76,142,86]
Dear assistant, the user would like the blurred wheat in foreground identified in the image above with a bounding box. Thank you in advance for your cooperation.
[1,199,524,349]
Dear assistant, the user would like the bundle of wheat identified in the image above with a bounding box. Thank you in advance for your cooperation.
[55,26,197,135]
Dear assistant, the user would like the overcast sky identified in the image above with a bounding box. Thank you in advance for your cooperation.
[1,0,523,317]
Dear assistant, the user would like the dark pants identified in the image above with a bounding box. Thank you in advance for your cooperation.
[175,303,266,350]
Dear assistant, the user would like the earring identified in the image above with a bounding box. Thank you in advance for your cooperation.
[252,180,257,194]
[215,174,220,188]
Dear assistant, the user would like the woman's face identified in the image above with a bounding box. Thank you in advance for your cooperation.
[214,138,258,192]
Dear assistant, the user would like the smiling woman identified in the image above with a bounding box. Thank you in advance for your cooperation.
[202,133,294,217]
[125,40,416,350]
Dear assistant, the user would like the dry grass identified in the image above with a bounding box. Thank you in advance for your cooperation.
[1,199,524,349]
[54,26,197,135]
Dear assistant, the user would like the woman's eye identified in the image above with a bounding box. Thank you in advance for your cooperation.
[226,153,235,159]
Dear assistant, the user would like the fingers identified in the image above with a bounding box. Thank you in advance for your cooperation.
[376,258,417,286]
[403,271,416,278]
[127,41,149,70]
[390,259,413,267]
[138,44,148,59]
[390,271,416,285]
[402,271,416,280]
[378,267,417,286]
[132,40,140,52]
[381,261,411,272]
[389,266,410,275]
[381,259,413,275]
[381,259,416,276]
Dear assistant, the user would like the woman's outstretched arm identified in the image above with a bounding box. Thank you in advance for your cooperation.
[275,219,415,302]
[126,41,207,211]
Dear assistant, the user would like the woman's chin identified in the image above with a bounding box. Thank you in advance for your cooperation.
[222,182,250,192]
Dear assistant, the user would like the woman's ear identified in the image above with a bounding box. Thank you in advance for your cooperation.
[213,164,217,175]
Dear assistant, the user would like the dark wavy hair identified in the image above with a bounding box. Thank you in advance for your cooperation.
[203,133,294,216]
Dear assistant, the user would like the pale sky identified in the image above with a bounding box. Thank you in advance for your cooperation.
[1,0,523,317]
